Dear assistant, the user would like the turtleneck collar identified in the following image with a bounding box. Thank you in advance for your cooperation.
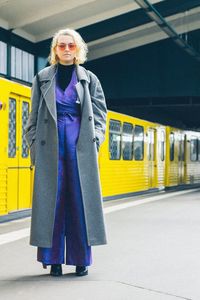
[58,62,75,70]
[57,62,76,91]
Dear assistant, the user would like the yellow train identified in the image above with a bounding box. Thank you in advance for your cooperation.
[0,77,200,217]
[101,112,200,200]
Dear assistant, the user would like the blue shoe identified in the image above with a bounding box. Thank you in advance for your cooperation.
[75,266,88,276]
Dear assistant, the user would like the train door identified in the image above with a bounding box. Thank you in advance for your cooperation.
[7,94,31,212]
[178,133,186,184]
[147,128,157,188]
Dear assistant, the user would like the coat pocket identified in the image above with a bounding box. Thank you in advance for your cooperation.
[96,137,100,152]
[30,139,36,166]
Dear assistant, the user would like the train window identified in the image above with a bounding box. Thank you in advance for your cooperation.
[134,125,144,160]
[122,122,133,160]
[170,133,174,161]
[109,119,121,160]
[11,46,34,83]
[22,101,30,158]
[8,98,16,158]
[160,131,165,161]
[198,139,200,161]
[178,135,185,161]
[183,135,186,161]
[147,129,155,161]
[0,41,7,75]
[190,137,198,161]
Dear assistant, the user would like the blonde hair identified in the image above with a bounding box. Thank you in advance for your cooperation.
[49,28,88,65]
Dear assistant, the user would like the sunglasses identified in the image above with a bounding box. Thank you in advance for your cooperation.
[56,43,76,51]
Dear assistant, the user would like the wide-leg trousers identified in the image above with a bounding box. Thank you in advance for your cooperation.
[37,111,92,266]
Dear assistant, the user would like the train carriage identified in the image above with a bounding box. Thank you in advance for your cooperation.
[99,110,167,200]
[165,126,185,188]
[185,130,200,185]
[165,127,200,188]
[0,77,32,216]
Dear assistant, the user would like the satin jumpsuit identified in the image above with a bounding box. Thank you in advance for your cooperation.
[37,68,92,266]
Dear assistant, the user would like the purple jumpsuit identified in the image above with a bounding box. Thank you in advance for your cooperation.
[37,68,92,266]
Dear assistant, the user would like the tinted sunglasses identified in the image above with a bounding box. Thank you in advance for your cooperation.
[57,43,76,51]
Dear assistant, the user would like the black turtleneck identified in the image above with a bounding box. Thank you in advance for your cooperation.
[57,63,75,91]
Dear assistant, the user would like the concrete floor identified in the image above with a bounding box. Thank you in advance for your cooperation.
[0,189,200,300]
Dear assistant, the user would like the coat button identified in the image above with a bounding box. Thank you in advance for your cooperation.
[93,137,96,142]
[88,116,92,121]
[44,119,48,123]
[41,140,46,145]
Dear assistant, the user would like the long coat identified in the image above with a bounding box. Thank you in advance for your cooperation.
[24,63,108,248]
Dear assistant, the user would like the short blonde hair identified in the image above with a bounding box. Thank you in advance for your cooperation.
[49,28,88,65]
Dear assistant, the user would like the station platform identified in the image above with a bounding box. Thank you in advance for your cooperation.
[0,189,199,300]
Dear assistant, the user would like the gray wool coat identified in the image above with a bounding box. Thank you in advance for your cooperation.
[24,63,108,248]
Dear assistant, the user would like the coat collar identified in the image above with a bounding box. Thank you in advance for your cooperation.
[40,63,90,83]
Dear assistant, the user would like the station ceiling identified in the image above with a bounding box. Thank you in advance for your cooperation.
[1,0,200,61]
[0,0,162,42]
[1,0,200,130]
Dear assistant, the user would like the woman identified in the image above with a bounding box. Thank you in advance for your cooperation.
[24,28,108,277]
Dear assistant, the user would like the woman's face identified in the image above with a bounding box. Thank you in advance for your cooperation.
[55,35,77,65]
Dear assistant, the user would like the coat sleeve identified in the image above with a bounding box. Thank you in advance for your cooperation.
[24,74,41,147]
[89,72,107,146]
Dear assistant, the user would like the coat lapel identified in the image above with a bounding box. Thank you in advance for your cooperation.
[75,64,90,109]
[40,65,57,123]
[40,64,90,124]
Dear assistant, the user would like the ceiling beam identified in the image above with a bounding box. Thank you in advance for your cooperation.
[5,0,162,40]
[10,0,95,29]
[135,0,200,61]
[87,6,200,61]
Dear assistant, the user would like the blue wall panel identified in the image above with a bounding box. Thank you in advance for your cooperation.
[85,36,200,99]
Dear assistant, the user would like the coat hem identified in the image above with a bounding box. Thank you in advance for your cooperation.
[88,239,108,246]
[30,240,53,248]
[30,239,108,247]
